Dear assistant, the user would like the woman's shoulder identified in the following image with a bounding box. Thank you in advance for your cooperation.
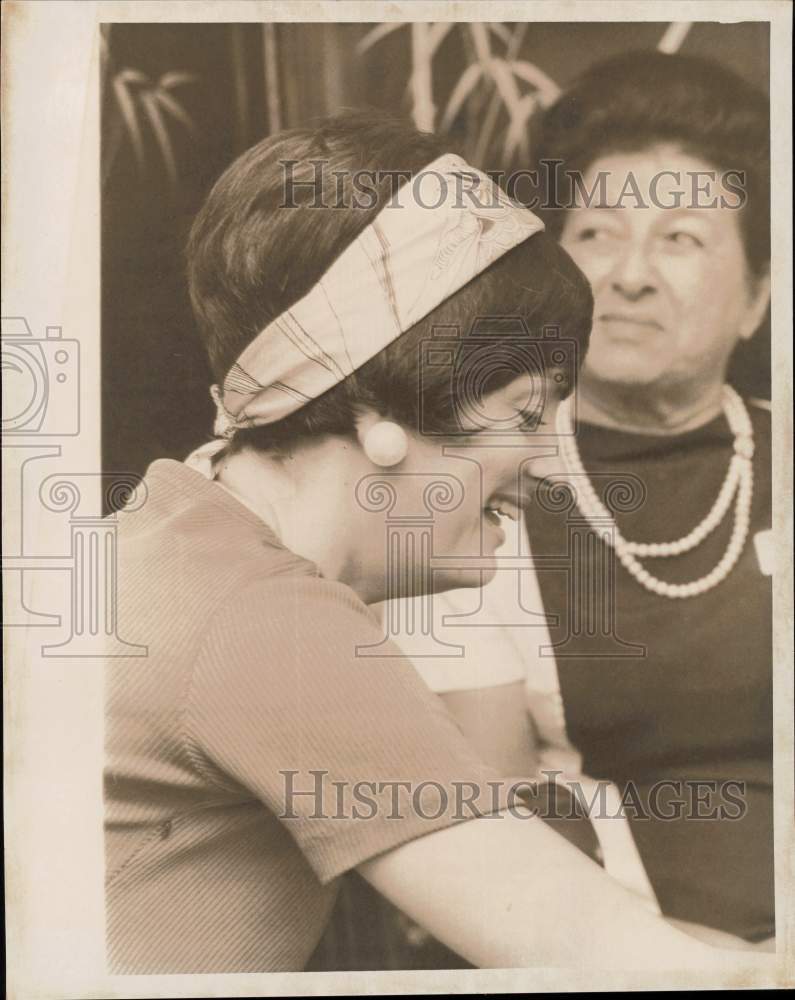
[214,572,378,639]
[115,458,329,643]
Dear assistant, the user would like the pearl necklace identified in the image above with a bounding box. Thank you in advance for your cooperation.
[555,385,754,599]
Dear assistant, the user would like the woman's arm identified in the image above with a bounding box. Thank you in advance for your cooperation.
[439,681,540,777]
[358,808,740,970]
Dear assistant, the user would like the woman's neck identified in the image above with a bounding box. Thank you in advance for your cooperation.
[575,378,726,436]
[214,442,383,603]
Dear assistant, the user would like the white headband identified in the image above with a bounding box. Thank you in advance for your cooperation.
[210,153,545,437]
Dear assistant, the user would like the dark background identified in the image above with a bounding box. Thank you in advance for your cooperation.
[101,21,771,482]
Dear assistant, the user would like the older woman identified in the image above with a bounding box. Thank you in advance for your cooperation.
[103,111,742,974]
[401,51,773,951]
[529,49,773,944]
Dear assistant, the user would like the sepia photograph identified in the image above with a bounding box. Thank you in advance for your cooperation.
[3,2,793,996]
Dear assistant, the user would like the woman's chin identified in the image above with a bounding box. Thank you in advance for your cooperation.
[433,563,498,593]
[584,352,667,388]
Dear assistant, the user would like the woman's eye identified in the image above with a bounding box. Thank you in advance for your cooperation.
[663,230,705,249]
[573,226,614,243]
[515,410,546,431]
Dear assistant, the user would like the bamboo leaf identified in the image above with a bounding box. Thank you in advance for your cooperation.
[117,68,151,87]
[489,57,523,113]
[160,70,198,90]
[139,89,178,184]
[440,63,484,131]
[153,88,197,136]
[402,24,452,130]
[506,22,530,59]
[489,60,531,162]
[467,22,492,65]
[509,59,561,104]
[112,74,146,169]
[357,22,404,55]
[502,93,537,162]
[427,21,455,57]
[473,22,530,166]
[487,23,511,45]
[657,22,693,54]
[410,23,436,131]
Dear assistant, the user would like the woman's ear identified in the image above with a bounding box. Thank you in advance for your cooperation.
[739,268,771,341]
[356,412,410,468]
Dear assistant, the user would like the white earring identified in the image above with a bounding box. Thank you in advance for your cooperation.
[362,420,409,467]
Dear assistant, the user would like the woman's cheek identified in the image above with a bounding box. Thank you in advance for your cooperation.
[667,261,748,360]
[657,254,709,308]
[684,252,745,323]
[560,242,612,287]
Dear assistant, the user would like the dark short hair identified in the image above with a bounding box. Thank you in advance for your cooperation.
[187,110,592,453]
[536,51,770,278]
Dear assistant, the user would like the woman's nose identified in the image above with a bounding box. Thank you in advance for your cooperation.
[609,243,658,301]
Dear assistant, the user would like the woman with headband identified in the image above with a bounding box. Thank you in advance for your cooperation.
[104,112,741,973]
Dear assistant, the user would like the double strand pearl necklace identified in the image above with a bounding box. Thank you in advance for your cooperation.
[555,385,754,599]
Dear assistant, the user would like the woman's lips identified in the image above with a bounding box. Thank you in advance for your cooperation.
[598,312,664,333]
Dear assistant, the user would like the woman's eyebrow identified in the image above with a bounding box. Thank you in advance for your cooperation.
[655,208,715,225]
[570,204,620,213]
[568,206,626,219]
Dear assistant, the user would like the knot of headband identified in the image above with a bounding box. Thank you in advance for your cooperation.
[207,153,545,440]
